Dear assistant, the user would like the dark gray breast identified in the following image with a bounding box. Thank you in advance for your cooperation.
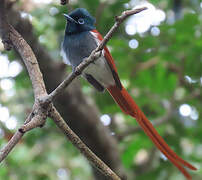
[62,31,98,70]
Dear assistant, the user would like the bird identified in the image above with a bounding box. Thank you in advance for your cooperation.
[61,8,197,179]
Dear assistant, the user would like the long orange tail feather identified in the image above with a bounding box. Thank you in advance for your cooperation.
[107,85,196,180]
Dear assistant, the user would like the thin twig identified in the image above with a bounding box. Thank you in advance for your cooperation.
[0,104,40,162]
[0,112,43,162]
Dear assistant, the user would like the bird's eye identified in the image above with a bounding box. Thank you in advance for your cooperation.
[78,18,85,24]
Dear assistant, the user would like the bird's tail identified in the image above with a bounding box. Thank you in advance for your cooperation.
[107,85,197,180]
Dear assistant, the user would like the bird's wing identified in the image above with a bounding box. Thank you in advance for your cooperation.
[91,29,122,89]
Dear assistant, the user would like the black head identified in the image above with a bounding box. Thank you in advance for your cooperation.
[64,8,96,35]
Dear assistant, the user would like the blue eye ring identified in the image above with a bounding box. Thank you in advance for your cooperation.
[78,18,85,24]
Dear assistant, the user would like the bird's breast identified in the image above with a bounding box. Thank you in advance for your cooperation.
[61,31,98,68]
[61,31,116,88]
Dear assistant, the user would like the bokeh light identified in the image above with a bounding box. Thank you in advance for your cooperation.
[8,61,23,77]
[0,54,9,78]
[151,26,160,36]
[57,168,69,180]
[0,54,22,78]
[49,7,59,16]
[179,104,191,117]
[0,79,14,91]
[125,24,136,35]
[125,2,166,35]
[0,106,10,123]
[100,114,111,126]
[190,107,199,121]
[5,116,18,130]
[129,39,139,49]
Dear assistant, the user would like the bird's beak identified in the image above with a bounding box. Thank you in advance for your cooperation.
[63,14,78,24]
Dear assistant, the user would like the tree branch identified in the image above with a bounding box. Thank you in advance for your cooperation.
[9,26,47,98]
[0,110,44,162]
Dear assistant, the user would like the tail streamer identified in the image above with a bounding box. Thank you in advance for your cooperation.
[107,85,196,180]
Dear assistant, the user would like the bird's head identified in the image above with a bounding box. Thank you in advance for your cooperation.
[64,8,96,35]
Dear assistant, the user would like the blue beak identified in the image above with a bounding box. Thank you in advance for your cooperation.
[63,14,78,24]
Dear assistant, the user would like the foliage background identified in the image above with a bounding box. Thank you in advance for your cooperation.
[0,0,202,180]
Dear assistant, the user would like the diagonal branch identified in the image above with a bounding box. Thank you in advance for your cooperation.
[9,25,47,98]
[49,106,121,180]
[0,110,45,162]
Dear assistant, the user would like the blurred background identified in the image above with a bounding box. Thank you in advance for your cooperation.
[0,0,202,179]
